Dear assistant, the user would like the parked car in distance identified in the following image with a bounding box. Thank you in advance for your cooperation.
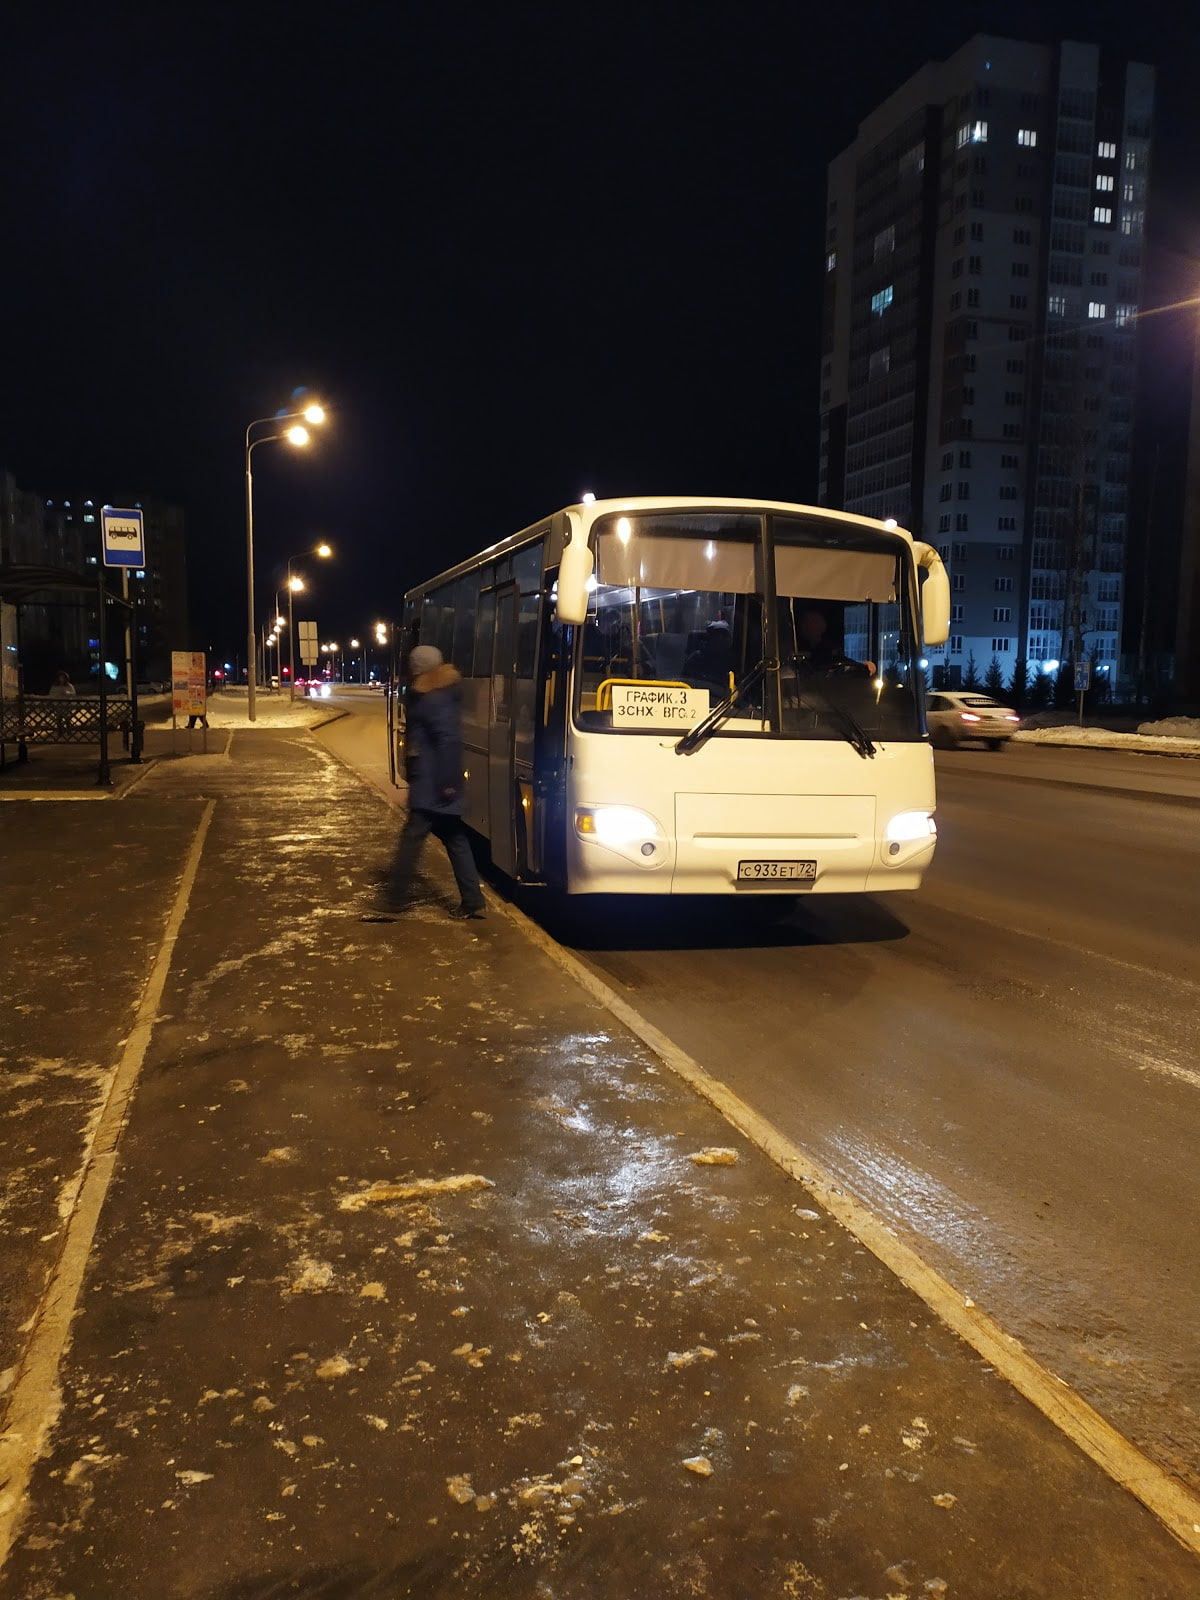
[927,691,1020,749]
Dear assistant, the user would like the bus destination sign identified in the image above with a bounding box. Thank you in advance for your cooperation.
[610,683,709,730]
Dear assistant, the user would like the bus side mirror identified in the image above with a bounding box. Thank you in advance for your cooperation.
[913,541,950,647]
[556,516,594,625]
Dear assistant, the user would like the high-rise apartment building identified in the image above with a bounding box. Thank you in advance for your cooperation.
[819,36,1153,692]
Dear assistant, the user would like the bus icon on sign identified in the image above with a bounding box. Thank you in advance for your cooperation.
[101,506,146,568]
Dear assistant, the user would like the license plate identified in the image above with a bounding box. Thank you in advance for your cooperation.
[737,859,817,882]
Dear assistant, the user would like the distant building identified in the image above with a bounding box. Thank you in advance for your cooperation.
[0,471,189,688]
[46,492,189,684]
[0,470,90,684]
[819,35,1154,695]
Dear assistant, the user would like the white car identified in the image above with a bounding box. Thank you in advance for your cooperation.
[926,691,1020,749]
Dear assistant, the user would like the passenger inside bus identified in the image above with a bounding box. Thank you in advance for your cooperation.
[683,618,734,691]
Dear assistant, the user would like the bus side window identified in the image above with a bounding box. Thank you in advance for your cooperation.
[473,590,496,677]
[516,589,539,678]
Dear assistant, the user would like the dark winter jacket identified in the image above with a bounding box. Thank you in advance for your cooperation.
[404,663,467,815]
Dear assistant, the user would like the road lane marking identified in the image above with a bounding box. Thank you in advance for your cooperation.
[0,800,217,1575]
[499,893,1200,1558]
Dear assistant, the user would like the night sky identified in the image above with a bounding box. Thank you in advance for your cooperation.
[2,1,1197,658]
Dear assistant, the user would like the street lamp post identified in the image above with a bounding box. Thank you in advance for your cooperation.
[244,404,326,722]
[284,542,333,700]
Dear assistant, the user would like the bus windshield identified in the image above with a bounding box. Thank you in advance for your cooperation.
[574,510,923,743]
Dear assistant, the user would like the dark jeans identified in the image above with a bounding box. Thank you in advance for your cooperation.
[394,808,484,910]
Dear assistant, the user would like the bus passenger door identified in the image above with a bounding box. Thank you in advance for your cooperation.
[487,583,518,876]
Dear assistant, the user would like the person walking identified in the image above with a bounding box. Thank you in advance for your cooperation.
[392,644,486,920]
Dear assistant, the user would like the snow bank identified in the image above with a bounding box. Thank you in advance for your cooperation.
[1136,717,1200,741]
[1013,725,1200,755]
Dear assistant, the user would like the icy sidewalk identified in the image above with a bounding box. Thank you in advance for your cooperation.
[2,729,1198,1598]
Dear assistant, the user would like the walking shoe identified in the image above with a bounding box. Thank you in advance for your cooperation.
[449,903,486,921]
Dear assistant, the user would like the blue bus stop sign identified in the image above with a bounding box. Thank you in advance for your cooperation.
[101,506,145,568]
[1074,659,1091,693]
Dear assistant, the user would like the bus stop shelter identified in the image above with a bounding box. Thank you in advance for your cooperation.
[0,563,142,783]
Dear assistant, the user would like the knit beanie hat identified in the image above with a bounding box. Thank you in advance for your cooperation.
[408,644,443,677]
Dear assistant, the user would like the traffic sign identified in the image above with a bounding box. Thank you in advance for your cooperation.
[298,620,318,665]
[1073,660,1091,693]
[101,506,145,568]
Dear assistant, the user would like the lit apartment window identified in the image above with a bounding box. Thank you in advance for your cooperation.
[1096,174,1114,192]
[825,251,836,272]
[1087,301,1106,319]
[1093,206,1112,224]
[1114,304,1136,327]
[870,285,894,316]
[1048,293,1067,316]
[972,120,988,143]
[1097,140,1116,159]
[1120,210,1144,236]
[1017,128,1037,147]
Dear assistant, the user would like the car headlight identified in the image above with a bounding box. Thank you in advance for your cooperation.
[575,805,659,845]
[885,810,937,843]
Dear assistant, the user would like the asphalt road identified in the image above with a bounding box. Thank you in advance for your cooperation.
[320,694,1200,1496]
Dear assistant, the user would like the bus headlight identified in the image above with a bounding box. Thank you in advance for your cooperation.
[885,810,937,843]
[575,805,659,845]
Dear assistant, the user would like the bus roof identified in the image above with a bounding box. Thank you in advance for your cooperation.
[403,497,917,600]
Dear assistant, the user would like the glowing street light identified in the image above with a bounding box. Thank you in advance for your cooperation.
[244,402,328,721]
[284,541,333,699]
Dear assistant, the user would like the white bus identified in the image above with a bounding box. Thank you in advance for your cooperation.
[387,497,950,896]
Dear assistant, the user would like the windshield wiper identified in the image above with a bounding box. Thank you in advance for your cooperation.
[790,662,876,759]
[675,659,772,755]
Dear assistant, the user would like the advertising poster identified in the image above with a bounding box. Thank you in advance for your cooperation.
[172,651,206,719]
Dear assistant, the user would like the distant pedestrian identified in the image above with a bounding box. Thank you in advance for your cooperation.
[47,670,75,699]
[391,645,485,920]
[186,711,209,729]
